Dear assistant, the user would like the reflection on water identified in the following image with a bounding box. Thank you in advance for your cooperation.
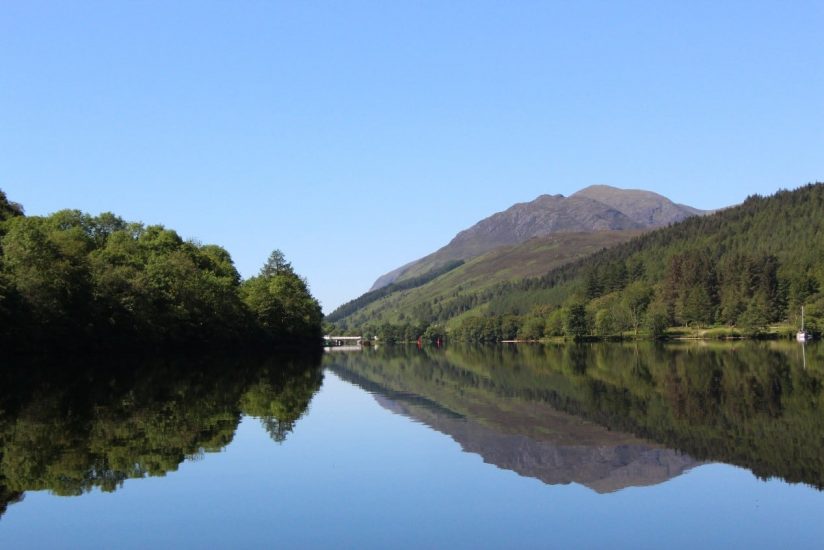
[2,341,823,530]
[331,356,700,493]
[326,341,824,491]
[375,392,699,493]
[0,352,323,519]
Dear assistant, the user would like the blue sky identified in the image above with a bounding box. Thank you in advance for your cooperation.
[2,1,822,311]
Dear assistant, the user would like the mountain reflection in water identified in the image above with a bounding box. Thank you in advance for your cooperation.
[373,392,699,493]
[326,341,824,492]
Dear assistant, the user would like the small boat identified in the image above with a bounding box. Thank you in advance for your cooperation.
[797,306,811,342]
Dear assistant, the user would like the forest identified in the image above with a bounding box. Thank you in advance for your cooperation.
[339,184,824,343]
[0,189,323,351]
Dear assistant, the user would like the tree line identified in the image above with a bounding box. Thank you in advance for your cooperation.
[0,189,322,351]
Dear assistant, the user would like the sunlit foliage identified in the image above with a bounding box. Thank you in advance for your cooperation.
[0,191,322,350]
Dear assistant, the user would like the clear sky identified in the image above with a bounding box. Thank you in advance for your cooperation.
[2,1,822,312]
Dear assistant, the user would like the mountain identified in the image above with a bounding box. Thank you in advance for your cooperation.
[438,182,824,341]
[333,183,824,340]
[328,230,643,326]
[369,185,705,291]
[571,185,707,226]
[329,185,706,327]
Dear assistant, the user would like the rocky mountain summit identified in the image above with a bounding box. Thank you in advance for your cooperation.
[370,185,706,290]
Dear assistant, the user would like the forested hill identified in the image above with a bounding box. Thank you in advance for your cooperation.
[328,230,643,332]
[335,183,824,342]
[369,184,707,291]
[517,183,824,338]
[0,189,323,351]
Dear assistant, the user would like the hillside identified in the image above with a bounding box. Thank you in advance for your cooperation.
[370,185,706,290]
[334,183,824,342]
[329,230,643,329]
[443,183,824,341]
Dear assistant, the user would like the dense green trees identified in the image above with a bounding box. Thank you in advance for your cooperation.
[547,185,824,337]
[565,304,589,340]
[241,251,323,345]
[0,190,322,350]
[0,190,24,221]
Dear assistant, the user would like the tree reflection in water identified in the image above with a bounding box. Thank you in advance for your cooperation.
[0,352,323,518]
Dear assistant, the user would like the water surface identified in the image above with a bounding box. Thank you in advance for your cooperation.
[1,343,823,548]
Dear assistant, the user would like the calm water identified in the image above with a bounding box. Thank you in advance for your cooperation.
[2,342,824,548]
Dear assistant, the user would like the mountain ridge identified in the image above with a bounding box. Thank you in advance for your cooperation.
[368,185,705,292]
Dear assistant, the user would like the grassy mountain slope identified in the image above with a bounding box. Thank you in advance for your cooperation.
[370,185,706,291]
[331,230,642,329]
